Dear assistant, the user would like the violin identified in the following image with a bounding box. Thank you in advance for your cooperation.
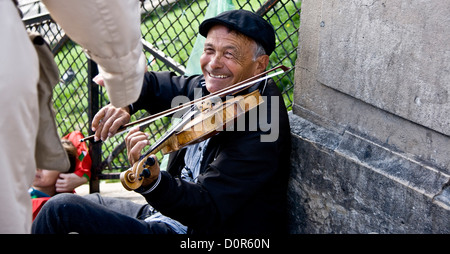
[120,88,265,190]
[83,65,290,191]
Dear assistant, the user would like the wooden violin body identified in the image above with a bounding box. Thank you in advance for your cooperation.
[120,89,264,191]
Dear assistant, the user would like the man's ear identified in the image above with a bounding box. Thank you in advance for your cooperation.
[255,54,270,73]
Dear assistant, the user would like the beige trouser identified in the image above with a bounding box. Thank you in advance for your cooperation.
[0,0,40,233]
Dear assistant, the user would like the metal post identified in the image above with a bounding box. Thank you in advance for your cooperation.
[87,59,100,193]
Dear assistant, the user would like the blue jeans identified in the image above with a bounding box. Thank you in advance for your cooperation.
[31,193,176,234]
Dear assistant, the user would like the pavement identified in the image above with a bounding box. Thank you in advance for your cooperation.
[75,181,147,204]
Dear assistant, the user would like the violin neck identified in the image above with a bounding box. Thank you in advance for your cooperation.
[140,107,199,158]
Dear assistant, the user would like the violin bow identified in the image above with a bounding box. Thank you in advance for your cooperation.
[80,65,290,142]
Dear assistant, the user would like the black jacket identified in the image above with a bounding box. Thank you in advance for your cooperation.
[130,71,291,234]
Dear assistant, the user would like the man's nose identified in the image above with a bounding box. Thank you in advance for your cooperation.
[209,54,224,69]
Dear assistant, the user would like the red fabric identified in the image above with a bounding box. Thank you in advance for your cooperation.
[63,131,92,179]
[31,197,51,221]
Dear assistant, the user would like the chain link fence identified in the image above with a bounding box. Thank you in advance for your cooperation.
[22,0,301,191]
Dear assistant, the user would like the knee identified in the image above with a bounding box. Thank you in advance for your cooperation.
[81,193,102,203]
[46,193,82,206]
[32,193,84,233]
[38,194,85,217]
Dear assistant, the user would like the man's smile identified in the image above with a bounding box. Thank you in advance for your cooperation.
[208,72,230,79]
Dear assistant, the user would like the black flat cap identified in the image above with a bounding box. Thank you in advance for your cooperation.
[199,9,276,55]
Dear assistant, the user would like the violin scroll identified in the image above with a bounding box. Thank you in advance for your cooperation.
[120,154,158,191]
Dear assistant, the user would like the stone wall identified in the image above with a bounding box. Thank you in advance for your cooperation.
[288,0,450,233]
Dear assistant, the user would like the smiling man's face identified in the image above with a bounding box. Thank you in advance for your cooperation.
[200,24,268,93]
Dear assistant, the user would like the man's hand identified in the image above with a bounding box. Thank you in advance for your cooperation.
[125,127,150,164]
[91,104,131,141]
[125,127,159,186]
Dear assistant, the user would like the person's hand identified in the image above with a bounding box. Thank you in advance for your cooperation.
[91,104,131,141]
[125,127,159,186]
[56,173,88,193]
[125,127,150,164]
[93,74,105,86]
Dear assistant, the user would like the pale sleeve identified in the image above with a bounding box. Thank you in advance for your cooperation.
[41,0,145,108]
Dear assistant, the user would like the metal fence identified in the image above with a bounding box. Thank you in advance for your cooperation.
[22,0,301,192]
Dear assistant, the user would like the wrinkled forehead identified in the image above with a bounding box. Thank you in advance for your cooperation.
[205,24,257,49]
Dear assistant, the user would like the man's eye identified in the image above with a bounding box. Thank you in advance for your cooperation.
[224,52,234,58]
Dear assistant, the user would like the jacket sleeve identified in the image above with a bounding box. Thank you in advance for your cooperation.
[129,71,204,114]
[41,0,145,108]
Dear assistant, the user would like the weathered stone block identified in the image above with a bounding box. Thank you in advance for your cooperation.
[316,0,450,136]
[288,0,450,233]
[288,114,450,233]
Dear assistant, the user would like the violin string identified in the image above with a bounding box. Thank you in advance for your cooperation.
[140,107,199,158]
[261,78,268,95]
[214,69,285,97]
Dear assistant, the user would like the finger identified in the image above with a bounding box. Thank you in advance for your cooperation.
[128,139,149,164]
[92,107,112,141]
[125,126,141,148]
[55,179,66,188]
[56,186,69,193]
[126,126,140,137]
[105,109,130,137]
[93,74,105,86]
[91,106,107,132]
[99,107,118,141]
[127,130,148,145]
[57,173,67,181]
[126,131,149,155]
[125,128,149,163]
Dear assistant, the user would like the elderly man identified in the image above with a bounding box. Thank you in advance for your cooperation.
[32,9,291,234]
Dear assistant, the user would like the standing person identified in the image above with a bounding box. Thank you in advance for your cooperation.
[33,10,291,234]
[1,0,144,233]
